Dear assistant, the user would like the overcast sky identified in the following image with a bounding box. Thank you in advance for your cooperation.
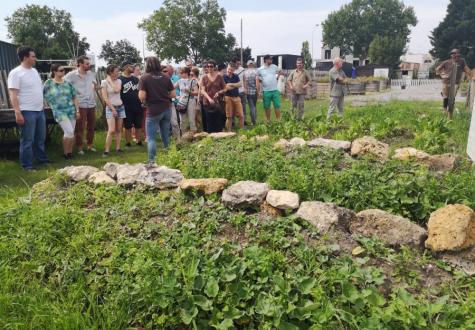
[0,0,449,64]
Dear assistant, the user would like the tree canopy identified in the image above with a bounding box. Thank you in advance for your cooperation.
[5,5,89,60]
[430,0,475,67]
[369,35,407,69]
[138,0,236,64]
[322,0,417,64]
[230,47,252,64]
[99,39,142,66]
[300,41,312,69]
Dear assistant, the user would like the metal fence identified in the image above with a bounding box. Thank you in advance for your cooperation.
[390,79,440,88]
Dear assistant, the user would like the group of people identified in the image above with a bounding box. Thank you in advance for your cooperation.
[8,45,351,170]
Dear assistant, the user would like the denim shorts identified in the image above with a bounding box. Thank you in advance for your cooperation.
[105,105,126,119]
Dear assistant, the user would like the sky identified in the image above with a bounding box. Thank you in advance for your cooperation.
[0,0,449,65]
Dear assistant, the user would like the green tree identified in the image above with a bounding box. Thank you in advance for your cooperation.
[430,0,475,67]
[99,39,143,66]
[5,5,89,59]
[230,47,252,64]
[369,35,407,69]
[138,0,236,64]
[300,41,312,69]
[322,0,417,64]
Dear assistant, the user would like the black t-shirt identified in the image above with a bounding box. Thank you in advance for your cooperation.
[223,74,240,97]
[119,75,142,112]
[138,73,174,116]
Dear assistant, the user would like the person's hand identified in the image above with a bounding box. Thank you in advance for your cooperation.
[208,98,215,105]
[15,111,25,126]
[76,111,81,120]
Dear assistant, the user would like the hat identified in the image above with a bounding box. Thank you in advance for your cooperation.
[450,49,460,55]
[247,59,255,66]
[121,60,133,69]
[263,54,273,60]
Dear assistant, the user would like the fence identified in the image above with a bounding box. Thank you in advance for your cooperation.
[390,79,440,88]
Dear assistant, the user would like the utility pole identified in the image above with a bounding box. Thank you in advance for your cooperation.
[142,34,146,63]
[311,24,319,68]
[240,18,243,64]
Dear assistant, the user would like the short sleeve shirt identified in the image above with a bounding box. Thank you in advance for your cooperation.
[223,74,240,97]
[257,64,279,92]
[288,69,312,95]
[438,58,467,84]
[101,79,122,106]
[119,75,142,112]
[43,79,76,121]
[7,66,43,111]
[243,69,257,95]
[329,67,347,97]
[202,75,225,106]
[138,73,174,116]
[64,69,96,108]
[235,66,245,93]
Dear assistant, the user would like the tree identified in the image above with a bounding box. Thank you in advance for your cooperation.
[369,35,407,69]
[322,0,417,64]
[430,0,475,67]
[5,5,89,59]
[99,39,142,66]
[300,41,312,69]
[230,47,252,64]
[138,0,236,64]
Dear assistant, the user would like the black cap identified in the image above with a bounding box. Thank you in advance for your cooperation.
[450,49,460,55]
[121,60,133,69]
[263,54,273,60]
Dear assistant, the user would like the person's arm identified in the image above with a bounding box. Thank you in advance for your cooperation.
[138,90,147,103]
[464,63,472,80]
[243,73,248,93]
[191,80,199,97]
[73,96,81,119]
[101,83,116,115]
[303,72,312,89]
[9,89,24,125]
[256,73,261,96]
[287,71,294,90]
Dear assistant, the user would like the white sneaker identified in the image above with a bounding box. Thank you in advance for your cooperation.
[77,150,85,155]
[88,147,97,152]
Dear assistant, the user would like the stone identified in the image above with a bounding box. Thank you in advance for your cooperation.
[266,190,300,210]
[116,164,147,186]
[260,201,284,218]
[193,132,209,141]
[103,162,120,179]
[296,201,355,233]
[289,137,306,147]
[274,139,291,150]
[393,147,431,161]
[59,166,99,182]
[427,154,458,172]
[425,204,475,252]
[180,178,228,195]
[88,171,116,185]
[222,181,270,209]
[254,135,269,142]
[274,138,306,151]
[351,209,427,249]
[350,136,389,161]
[136,165,184,189]
[307,137,352,151]
[439,247,475,275]
[209,132,236,139]
[180,131,195,143]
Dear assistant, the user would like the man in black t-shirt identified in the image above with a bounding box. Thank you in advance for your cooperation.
[223,63,244,131]
[120,61,144,146]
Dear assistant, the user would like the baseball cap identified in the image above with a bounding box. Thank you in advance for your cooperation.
[263,54,273,60]
[450,49,460,55]
[121,60,133,69]
[247,59,255,66]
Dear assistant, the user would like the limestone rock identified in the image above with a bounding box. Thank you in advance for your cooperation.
[180,178,228,195]
[350,136,389,161]
[393,147,431,161]
[260,201,284,218]
[274,139,291,150]
[59,166,99,182]
[351,209,427,249]
[289,137,306,147]
[222,181,270,209]
[209,132,236,139]
[439,246,475,275]
[425,204,475,252]
[193,132,209,141]
[427,154,458,172]
[266,190,300,210]
[274,137,306,151]
[307,138,352,151]
[116,164,147,186]
[104,162,120,179]
[88,171,116,185]
[254,135,270,142]
[296,201,355,233]
[136,165,184,189]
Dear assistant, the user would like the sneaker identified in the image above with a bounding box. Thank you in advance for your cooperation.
[102,152,109,157]
[63,154,69,160]
[67,153,73,159]
[125,142,132,148]
[78,150,85,155]
[88,147,97,152]
[23,167,36,172]
[137,141,143,146]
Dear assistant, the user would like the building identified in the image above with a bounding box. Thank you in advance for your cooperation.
[0,40,18,73]
[256,54,301,70]
[399,53,434,79]
[320,46,369,66]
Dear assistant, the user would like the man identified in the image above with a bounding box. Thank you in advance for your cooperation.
[119,61,144,147]
[243,59,258,125]
[436,49,472,119]
[223,63,244,131]
[8,46,49,171]
[185,60,193,70]
[65,55,98,154]
[257,55,283,122]
[232,58,247,124]
[327,57,348,119]
[288,58,312,120]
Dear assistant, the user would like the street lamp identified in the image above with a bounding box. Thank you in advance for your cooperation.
[311,24,319,68]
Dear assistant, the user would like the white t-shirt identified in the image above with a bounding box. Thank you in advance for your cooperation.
[235,66,245,93]
[7,66,44,111]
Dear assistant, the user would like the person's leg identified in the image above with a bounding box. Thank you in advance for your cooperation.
[234,97,244,129]
[225,96,233,131]
[187,100,197,132]
[247,94,256,125]
[33,111,48,163]
[273,91,282,120]
[338,96,344,117]
[158,109,172,148]
[58,119,75,155]
[145,116,158,163]
[201,103,208,132]
[194,100,202,132]
[67,118,76,154]
[291,93,298,115]
[124,108,133,146]
[86,108,96,150]
[142,108,147,142]
[105,117,116,153]
[327,97,339,119]
[171,104,181,138]
[115,118,123,151]
[19,111,36,169]
[297,94,305,120]
[240,93,247,124]
[134,110,144,144]
[263,91,271,122]
[74,108,87,151]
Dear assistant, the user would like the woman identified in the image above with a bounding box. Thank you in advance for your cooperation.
[173,67,199,136]
[201,60,226,133]
[138,56,175,165]
[101,64,125,156]
[44,64,80,159]
[191,67,202,130]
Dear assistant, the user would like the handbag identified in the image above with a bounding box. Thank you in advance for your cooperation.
[176,80,194,114]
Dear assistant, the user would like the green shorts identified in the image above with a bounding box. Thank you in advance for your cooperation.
[263,90,281,110]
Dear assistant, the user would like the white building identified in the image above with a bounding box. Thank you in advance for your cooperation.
[399,53,434,79]
[320,46,369,66]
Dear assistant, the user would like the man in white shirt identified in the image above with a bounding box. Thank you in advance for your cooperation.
[8,46,49,171]
[257,55,283,122]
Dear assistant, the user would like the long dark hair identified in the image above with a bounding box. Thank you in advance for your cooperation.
[145,56,161,75]
[50,64,61,78]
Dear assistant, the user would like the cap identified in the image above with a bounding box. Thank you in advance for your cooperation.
[121,60,133,69]
[263,54,273,60]
[450,49,460,55]
[247,59,255,66]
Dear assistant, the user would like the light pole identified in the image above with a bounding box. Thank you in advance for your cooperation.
[311,24,319,68]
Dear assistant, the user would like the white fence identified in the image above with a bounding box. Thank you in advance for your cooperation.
[390,79,440,88]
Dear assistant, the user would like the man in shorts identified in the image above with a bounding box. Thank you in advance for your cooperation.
[223,63,244,131]
[257,54,283,122]
[119,61,144,147]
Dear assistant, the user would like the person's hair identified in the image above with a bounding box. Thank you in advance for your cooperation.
[263,55,272,61]
[180,67,191,75]
[228,63,237,70]
[218,63,226,71]
[134,64,141,69]
[106,64,118,75]
[191,67,200,77]
[50,64,61,78]
[296,57,303,63]
[77,55,90,66]
[145,56,162,74]
[333,57,343,65]
[17,46,35,62]
[231,57,240,64]
[207,60,217,69]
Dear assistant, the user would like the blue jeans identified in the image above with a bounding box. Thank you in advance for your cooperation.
[246,94,257,125]
[19,111,48,169]
[146,109,171,162]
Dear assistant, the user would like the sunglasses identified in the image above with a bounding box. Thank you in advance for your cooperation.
[57,69,65,72]
[206,65,215,68]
